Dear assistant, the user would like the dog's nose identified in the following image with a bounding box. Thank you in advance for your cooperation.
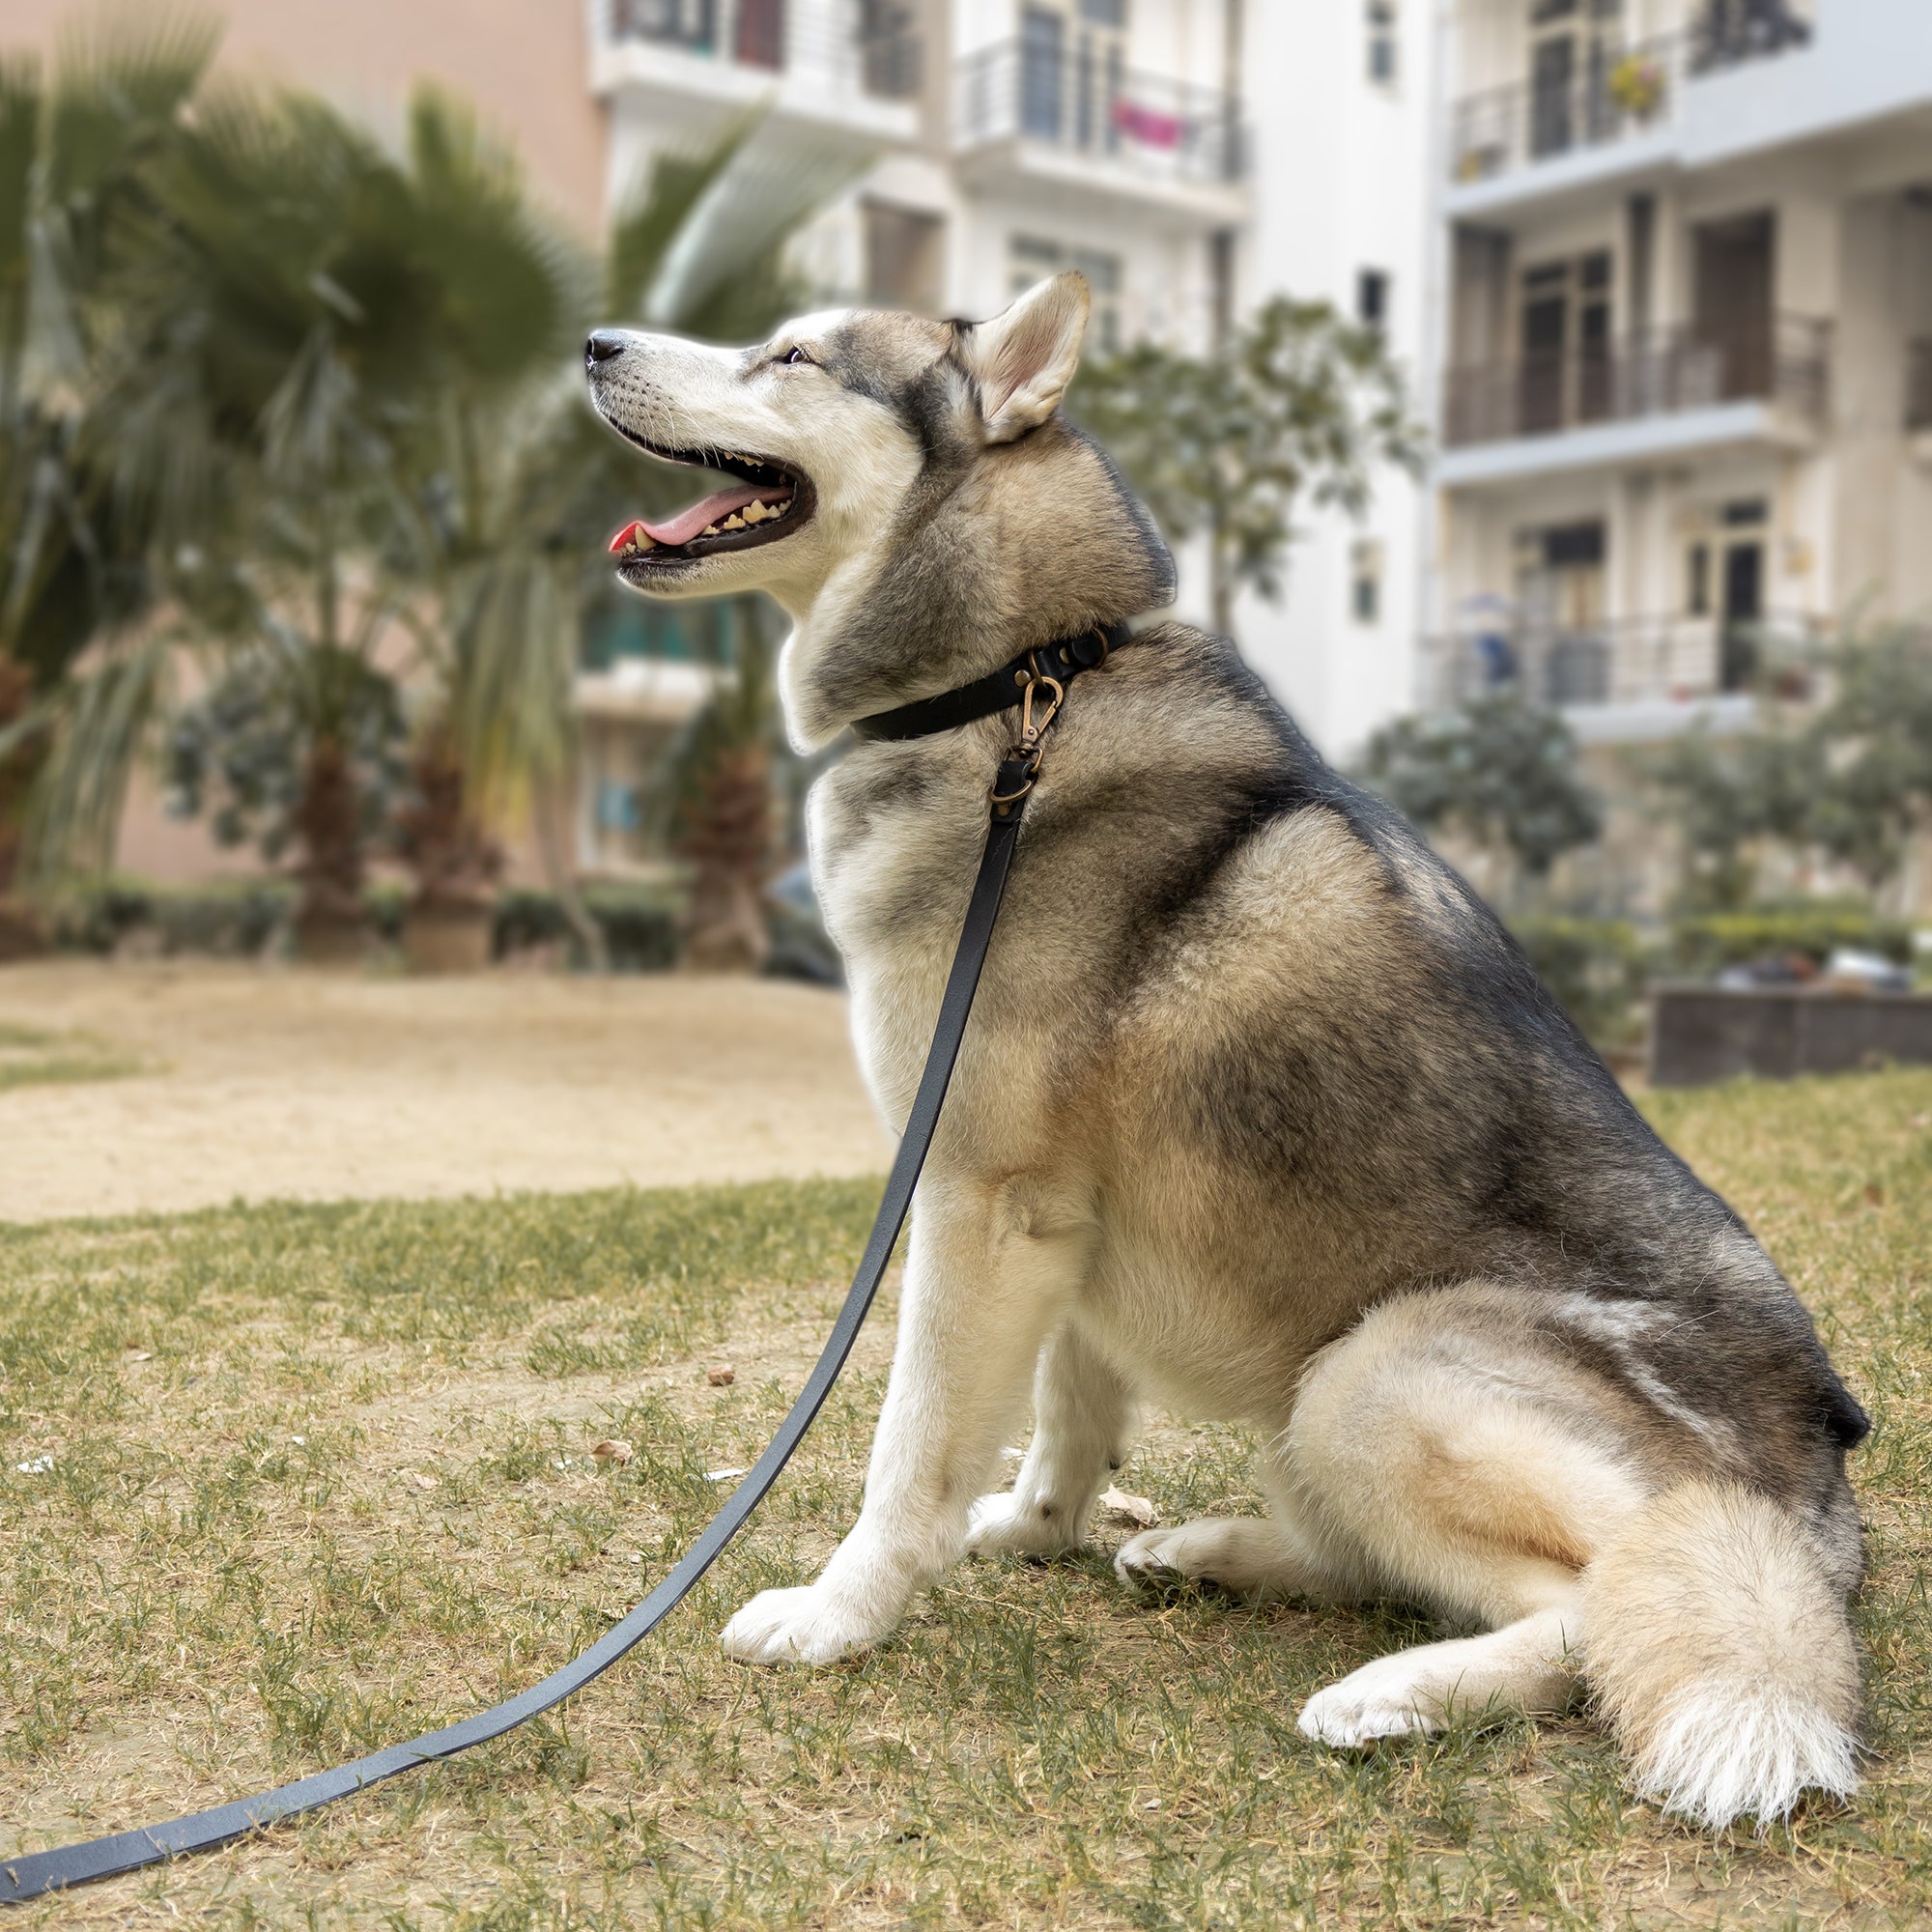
[585,329,628,367]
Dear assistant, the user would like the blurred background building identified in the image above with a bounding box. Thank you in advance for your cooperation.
[7,0,1932,966]
[1427,0,1932,907]
[4,0,1433,879]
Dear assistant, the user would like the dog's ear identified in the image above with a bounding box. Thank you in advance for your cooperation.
[959,271,1090,443]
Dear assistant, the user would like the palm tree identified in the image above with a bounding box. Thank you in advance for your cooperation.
[23,77,855,962]
[0,16,216,941]
[417,113,857,969]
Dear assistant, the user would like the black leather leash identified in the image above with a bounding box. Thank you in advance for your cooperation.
[0,620,1133,1904]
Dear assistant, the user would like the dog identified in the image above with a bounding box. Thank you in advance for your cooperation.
[584,272,1869,1832]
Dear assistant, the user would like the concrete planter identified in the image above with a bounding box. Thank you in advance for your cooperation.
[402,902,494,975]
[1649,982,1932,1087]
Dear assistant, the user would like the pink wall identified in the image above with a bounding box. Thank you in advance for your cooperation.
[7,0,607,229]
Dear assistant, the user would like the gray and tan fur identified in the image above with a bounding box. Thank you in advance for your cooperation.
[585,274,1869,1833]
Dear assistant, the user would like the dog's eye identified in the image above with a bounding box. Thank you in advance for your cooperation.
[781,345,814,367]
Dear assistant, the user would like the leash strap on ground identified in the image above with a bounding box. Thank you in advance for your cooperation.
[0,747,1048,1904]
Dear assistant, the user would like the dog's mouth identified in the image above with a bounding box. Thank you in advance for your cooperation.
[606,434,814,572]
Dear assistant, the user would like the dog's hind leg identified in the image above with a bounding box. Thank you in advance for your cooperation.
[1279,1285,1651,1743]
[721,1170,1094,1665]
[1114,1455,1367,1602]
[965,1320,1135,1560]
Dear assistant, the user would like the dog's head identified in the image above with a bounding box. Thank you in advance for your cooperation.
[585,273,1174,745]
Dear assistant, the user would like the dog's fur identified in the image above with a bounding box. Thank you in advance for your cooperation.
[586,273,1870,1833]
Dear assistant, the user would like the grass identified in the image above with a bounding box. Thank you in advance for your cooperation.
[0,1021,144,1093]
[0,1071,1928,1929]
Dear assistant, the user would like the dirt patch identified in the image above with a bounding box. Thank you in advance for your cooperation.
[0,961,889,1221]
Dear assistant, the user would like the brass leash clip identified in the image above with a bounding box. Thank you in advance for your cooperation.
[989,651,1068,814]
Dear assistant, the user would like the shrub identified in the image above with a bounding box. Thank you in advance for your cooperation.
[49,880,296,957]
[492,887,683,973]
[1666,905,1914,978]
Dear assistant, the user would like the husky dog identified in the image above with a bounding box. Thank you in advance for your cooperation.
[584,273,1869,1832]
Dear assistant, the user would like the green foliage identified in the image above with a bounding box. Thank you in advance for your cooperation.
[0,16,216,695]
[1359,692,1604,880]
[1508,914,1646,1049]
[163,646,409,863]
[13,61,851,936]
[493,884,684,973]
[1069,297,1423,630]
[1667,904,1916,978]
[1644,624,1932,905]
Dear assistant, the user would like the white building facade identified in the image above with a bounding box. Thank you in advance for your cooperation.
[1425,0,1932,753]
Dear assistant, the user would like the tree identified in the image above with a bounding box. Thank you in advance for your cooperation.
[1068,297,1424,636]
[0,18,216,921]
[20,83,541,952]
[435,116,854,970]
[1359,693,1604,897]
[1639,624,1932,909]
[24,76,847,963]
[1639,713,1825,911]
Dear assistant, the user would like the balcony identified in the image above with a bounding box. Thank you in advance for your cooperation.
[594,0,923,145]
[953,39,1246,224]
[1448,4,1812,193]
[1438,315,1829,482]
[1421,610,1826,727]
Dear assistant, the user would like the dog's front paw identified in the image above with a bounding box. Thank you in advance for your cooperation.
[1297,1660,1442,1748]
[720,1585,882,1666]
[965,1489,1084,1561]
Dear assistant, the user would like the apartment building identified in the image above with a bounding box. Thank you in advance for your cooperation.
[1426,0,1932,769]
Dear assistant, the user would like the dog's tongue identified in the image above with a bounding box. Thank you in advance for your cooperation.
[637,485,768,549]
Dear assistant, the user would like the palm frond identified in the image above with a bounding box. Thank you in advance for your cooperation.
[604,112,774,324]
[22,625,175,879]
[645,135,864,332]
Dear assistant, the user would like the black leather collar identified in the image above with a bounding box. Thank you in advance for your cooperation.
[851,619,1136,743]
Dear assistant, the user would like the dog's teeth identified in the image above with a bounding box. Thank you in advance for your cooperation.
[701,524,720,537]
[742,500,768,524]
[721,513,746,530]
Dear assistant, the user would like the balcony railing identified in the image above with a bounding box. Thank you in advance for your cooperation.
[1449,3,1811,185]
[1422,610,1827,712]
[955,40,1245,191]
[605,0,923,100]
[1442,315,1830,448]
[1908,339,1932,433]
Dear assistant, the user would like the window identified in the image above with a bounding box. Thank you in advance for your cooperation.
[1009,234,1123,351]
[1687,542,1711,615]
[1366,0,1397,84]
[1356,269,1389,331]
[1350,539,1384,624]
[1518,249,1613,431]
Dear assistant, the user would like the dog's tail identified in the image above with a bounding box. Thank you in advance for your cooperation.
[1579,1479,1861,1831]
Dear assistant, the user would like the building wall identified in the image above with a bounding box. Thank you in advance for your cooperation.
[1235,0,1433,762]
[8,0,606,227]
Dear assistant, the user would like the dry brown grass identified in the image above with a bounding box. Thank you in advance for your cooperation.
[1,1071,1928,1929]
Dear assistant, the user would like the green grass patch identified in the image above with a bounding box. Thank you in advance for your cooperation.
[0,1080,1927,1928]
[0,1020,145,1093]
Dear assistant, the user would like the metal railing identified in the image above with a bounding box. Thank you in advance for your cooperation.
[605,0,923,100]
[1908,339,1932,433]
[1420,610,1828,712]
[954,40,1245,190]
[1442,314,1830,448]
[1449,3,1811,185]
